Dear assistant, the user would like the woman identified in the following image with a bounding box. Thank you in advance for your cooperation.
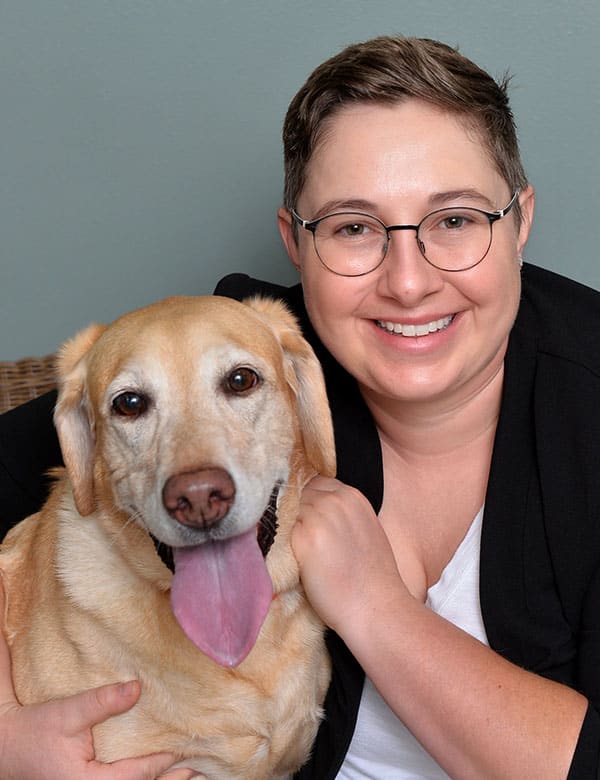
[2,36,600,779]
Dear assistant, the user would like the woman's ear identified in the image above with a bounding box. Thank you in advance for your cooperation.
[517,185,535,255]
[277,207,302,271]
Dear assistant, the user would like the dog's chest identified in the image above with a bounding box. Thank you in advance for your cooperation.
[52,515,328,778]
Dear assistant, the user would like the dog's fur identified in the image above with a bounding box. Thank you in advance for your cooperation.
[0,295,335,779]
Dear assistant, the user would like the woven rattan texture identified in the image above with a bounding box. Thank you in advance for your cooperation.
[0,354,56,414]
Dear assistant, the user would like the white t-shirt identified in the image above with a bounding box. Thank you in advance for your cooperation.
[337,507,487,779]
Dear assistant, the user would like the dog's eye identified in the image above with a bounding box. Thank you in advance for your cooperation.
[112,392,149,417]
[226,367,259,393]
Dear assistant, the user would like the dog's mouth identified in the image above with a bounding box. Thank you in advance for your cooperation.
[150,483,281,668]
[152,482,280,572]
[256,482,280,557]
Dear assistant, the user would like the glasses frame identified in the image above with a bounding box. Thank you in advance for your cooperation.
[291,190,520,276]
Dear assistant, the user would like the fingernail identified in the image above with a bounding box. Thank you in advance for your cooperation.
[117,680,138,696]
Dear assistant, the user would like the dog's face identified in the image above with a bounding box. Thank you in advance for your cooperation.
[53,295,335,666]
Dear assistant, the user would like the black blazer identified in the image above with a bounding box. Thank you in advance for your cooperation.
[1,263,600,778]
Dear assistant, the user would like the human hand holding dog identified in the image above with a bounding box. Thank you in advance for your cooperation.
[0,582,195,780]
[291,475,408,641]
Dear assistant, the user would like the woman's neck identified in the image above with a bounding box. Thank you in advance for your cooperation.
[360,362,505,462]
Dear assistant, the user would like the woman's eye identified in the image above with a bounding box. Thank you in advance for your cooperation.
[333,220,378,239]
[439,213,472,230]
[443,216,465,229]
[226,367,259,393]
[112,392,149,417]
[341,222,368,237]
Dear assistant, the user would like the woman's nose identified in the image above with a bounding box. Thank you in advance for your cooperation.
[375,229,443,303]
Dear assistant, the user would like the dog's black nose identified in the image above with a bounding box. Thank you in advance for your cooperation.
[162,468,235,529]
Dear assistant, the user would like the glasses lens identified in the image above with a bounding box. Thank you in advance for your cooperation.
[313,213,387,276]
[418,208,492,271]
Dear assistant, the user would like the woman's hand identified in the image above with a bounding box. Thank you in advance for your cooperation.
[291,475,407,637]
[0,582,195,780]
[292,477,588,780]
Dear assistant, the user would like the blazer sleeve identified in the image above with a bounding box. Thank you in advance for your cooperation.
[568,706,600,778]
[0,390,62,538]
[566,563,600,777]
[214,272,292,302]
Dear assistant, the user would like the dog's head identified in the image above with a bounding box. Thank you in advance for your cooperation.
[54,295,335,666]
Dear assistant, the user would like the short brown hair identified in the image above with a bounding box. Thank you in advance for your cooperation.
[282,36,528,217]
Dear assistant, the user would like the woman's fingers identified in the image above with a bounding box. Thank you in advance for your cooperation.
[58,680,142,735]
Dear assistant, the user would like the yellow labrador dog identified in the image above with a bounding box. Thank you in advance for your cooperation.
[0,295,335,779]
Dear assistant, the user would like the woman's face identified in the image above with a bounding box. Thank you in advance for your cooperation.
[279,100,534,411]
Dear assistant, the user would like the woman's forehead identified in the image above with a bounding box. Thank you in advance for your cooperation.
[300,101,504,213]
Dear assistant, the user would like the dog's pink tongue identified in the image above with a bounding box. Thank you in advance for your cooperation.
[171,529,273,667]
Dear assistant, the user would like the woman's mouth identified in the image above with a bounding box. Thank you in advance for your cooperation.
[375,314,454,337]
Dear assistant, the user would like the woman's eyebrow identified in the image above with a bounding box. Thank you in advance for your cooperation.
[427,189,496,209]
[308,198,378,219]
[306,190,497,221]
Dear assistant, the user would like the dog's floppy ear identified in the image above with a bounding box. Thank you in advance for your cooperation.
[244,297,336,478]
[53,323,107,516]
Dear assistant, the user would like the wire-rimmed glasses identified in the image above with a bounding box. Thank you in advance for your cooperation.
[291,191,519,276]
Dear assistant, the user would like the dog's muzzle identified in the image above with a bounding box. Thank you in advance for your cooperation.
[152,482,281,572]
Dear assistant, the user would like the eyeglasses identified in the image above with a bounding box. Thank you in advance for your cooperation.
[291,191,519,276]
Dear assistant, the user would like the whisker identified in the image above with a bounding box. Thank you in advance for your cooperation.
[105,506,146,551]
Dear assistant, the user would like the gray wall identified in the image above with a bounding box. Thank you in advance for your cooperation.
[1,0,598,360]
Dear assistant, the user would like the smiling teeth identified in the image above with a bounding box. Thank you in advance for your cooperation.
[377,315,454,336]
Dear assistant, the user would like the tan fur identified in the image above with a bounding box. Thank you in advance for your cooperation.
[0,295,335,779]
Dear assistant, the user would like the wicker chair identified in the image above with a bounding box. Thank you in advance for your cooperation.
[0,354,57,414]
